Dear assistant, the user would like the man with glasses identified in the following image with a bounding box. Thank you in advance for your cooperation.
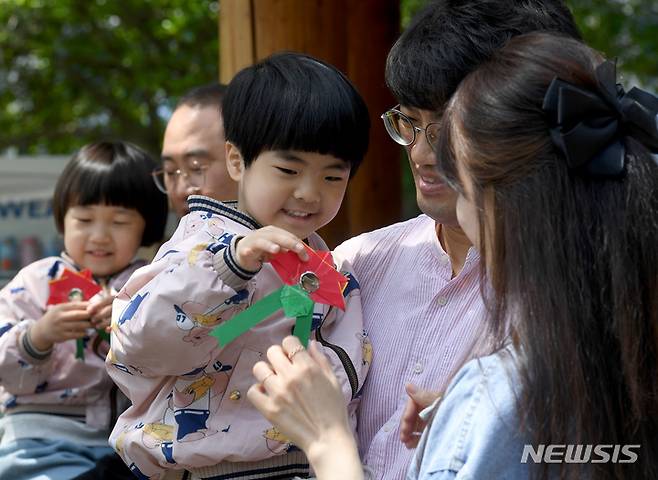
[155,83,238,217]
[333,1,581,478]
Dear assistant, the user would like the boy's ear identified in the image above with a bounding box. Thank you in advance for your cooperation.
[225,142,245,182]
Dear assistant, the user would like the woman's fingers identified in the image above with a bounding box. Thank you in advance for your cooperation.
[246,381,269,412]
[266,344,296,380]
[253,360,277,385]
[308,340,334,375]
[249,362,279,415]
[281,336,312,365]
[248,337,356,460]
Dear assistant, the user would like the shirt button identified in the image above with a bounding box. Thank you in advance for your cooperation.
[383,424,391,432]
[437,296,448,306]
[229,390,241,401]
[413,363,423,374]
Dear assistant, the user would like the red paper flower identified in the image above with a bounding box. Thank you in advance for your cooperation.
[269,244,348,310]
[47,268,101,305]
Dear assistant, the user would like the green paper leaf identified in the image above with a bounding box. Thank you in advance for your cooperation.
[281,285,314,347]
[210,285,316,349]
[97,329,110,342]
[292,313,313,348]
[75,338,85,361]
[280,285,314,318]
[211,288,284,347]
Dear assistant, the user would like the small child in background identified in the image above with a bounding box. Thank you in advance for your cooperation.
[107,52,372,479]
[0,141,168,480]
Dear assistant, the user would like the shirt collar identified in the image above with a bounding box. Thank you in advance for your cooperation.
[187,195,262,231]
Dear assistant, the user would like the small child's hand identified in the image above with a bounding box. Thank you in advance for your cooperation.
[30,302,91,351]
[236,226,309,272]
[87,294,115,333]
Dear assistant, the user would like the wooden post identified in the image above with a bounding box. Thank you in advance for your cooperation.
[219,0,255,85]
[219,0,401,247]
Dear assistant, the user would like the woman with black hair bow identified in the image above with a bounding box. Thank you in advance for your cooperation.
[247,33,658,480]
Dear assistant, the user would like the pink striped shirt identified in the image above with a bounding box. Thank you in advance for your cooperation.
[334,214,487,480]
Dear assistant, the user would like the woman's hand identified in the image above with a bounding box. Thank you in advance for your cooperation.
[30,302,91,351]
[235,226,309,272]
[248,336,363,480]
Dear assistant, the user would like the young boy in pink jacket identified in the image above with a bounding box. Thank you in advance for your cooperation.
[106,52,372,479]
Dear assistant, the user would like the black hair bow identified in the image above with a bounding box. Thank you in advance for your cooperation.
[542,60,658,177]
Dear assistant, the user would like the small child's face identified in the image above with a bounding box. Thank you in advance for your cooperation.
[232,150,350,239]
[63,204,145,277]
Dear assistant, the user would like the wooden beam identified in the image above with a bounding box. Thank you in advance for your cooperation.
[345,0,401,241]
[219,0,255,84]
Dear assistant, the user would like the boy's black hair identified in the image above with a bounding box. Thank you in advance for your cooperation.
[176,83,227,111]
[52,141,168,246]
[386,0,581,111]
[223,52,370,176]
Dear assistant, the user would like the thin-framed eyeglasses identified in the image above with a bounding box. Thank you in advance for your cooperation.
[381,105,440,151]
[151,159,209,194]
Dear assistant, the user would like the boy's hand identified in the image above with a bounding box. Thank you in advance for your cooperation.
[30,302,91,351]
[235,226,309,272]
[87,294,115,333]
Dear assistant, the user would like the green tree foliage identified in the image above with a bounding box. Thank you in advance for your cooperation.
[401,0,658,89]
[0,0,219,155]
[401,0,430,28]
[569,0,658,90]
[1,1,655,156]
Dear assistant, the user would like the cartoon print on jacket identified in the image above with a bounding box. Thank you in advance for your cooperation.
[115,426,165,480]
[109,282,156,375]
[117,292,149,327]
[141,400,177,464]
[357,330,373,368]
[171,361,233,443]
[183,212,226,240]
[263,426,296,454]
[174,289,250,346]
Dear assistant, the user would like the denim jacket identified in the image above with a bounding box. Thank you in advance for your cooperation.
[407,346,532,479]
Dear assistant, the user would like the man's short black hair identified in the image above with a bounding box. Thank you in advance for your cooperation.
[53,141,168,246]
[386,0,581,111]
[176,83,227,111]
[223,52,370,176]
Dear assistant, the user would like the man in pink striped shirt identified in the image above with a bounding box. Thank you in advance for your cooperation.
[333,2,581,478]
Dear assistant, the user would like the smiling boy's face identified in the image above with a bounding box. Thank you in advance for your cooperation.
[226,144,350,239]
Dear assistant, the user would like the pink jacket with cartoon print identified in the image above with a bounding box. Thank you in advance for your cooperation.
[107,197,371,479]
[0,253,142,429]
